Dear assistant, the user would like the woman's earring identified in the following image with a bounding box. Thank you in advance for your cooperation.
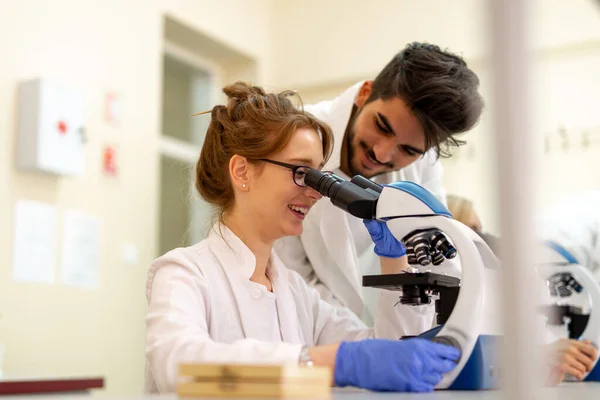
[242,184,247,188]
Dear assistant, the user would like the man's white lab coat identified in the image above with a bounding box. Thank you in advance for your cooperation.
[145,225,434,393]
[275,82,450,326]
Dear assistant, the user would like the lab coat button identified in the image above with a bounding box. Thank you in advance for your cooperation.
[251,288,262,299]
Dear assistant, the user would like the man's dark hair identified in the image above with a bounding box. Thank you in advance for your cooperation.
[367,42,484,158]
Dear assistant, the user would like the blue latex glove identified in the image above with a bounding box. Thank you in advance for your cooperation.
[334,338,460,392]
[363,219,407,258]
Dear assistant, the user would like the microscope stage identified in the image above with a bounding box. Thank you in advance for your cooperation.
[362,271,460,290]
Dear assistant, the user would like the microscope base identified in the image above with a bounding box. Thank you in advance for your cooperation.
[449,335,501,390]
[417,326,501,390]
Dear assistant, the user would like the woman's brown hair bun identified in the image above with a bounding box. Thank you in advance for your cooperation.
[194,81,333,222]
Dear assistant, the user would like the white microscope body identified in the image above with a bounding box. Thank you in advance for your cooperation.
[304,169,504,390]
[377,182,502,390]
[537,242,600,381]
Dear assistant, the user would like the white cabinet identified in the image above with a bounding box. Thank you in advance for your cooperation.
[17,78,86,176]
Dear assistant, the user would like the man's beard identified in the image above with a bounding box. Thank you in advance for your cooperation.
[347,123,389,180]
[345,122,361,177]
[346,107,389,179]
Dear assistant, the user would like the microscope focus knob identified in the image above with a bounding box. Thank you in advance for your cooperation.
[430,335,462,363]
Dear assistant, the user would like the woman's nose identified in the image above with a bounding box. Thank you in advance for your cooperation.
[305,186,322,202]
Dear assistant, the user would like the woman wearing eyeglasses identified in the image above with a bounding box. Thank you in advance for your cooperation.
[145,82,459,394]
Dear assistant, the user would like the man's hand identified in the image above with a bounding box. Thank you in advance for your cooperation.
[363,219,407,259]
[545,339,599,381]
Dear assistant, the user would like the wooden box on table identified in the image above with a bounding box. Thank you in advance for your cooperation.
[177,363,331,398]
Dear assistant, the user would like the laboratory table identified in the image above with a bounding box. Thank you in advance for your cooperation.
[1,383,599,399]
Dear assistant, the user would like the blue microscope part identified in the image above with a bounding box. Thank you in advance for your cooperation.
[543,240,579,264]
[385,182,452,217]
[443,248,456,258]
[584,359,600,381]
[418,325,501,390]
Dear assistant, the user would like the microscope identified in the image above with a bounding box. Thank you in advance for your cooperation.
[304,170,502,390]
[537,242,600,381]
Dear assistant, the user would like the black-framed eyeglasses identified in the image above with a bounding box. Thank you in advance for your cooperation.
[259,159,331,187]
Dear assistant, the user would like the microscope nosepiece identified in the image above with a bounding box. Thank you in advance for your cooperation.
[431,231,457,259]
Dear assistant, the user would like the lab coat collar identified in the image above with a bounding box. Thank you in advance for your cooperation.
[208,224,304,344]
[208,224,257,280]
[322,81,365,172]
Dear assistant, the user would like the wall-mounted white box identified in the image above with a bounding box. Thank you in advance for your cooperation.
[17,78,86,176]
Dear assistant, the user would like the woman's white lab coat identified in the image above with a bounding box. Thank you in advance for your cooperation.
[145,226,431,393]
[275,81,456,329]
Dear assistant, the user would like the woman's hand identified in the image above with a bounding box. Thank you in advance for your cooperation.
[333,338,460,392]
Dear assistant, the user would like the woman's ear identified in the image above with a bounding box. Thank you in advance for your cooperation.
[229,155,251,191]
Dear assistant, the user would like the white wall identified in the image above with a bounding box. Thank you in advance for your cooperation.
[272,0,600,89]
[1,0,599,394]
[271,0,490,89]
[0,0,270,394]
[275,0,600,234]
[162,0,274,84]
[443,5,600,233]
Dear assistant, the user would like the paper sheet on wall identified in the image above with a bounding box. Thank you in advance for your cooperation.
[12,200,57,283]
[60,210,102,288]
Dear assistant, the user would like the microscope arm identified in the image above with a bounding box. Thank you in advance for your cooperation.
[305,171,500,389]
[384,215,485,389]
[376,184,502,389]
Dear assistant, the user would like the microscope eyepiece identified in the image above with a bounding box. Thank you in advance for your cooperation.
[349,175,383,193]
[304,169,380,220]
[304,169,344,198]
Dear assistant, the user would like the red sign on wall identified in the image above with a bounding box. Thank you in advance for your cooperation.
[102,145,118,176]
[57,120,68,135]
